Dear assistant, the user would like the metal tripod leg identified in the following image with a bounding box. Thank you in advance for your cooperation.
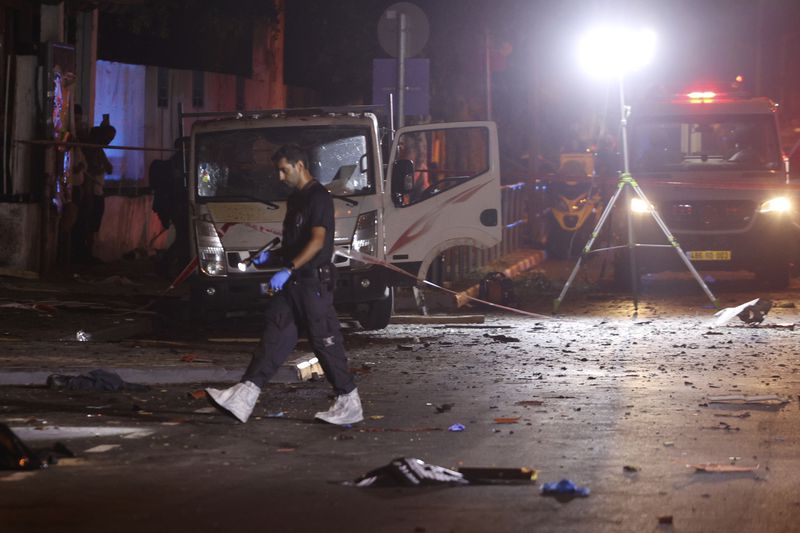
[553,179,626,313]
[554,174,720,313]
[629,182,719,307]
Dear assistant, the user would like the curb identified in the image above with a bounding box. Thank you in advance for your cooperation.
[0,355,323,386]
[0,367,245,386]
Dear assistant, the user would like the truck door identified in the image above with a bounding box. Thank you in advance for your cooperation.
[383,121,501,278]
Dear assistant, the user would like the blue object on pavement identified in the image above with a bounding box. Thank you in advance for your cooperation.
[269,268,292,291]
[541,479,590,496]
[252,250,270,266]
[448,423,466,432]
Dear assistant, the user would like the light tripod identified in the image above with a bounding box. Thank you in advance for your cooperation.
[553,74,719,313]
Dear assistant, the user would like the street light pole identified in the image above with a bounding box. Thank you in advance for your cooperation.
[618,74,639,304]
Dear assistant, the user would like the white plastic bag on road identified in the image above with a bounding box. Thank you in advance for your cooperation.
[712,298,770,327]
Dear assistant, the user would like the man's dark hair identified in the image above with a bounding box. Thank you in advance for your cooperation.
[272,144,309,169]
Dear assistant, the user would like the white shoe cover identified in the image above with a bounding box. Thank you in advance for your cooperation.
[315,388,364,425]
[206,381,261,423]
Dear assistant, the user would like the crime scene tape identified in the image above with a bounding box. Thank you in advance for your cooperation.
[333,246,552,320]
[118,217,552,320]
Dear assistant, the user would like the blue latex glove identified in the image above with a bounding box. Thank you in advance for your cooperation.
[541,479,590,497]
[269,268,292,291]
[252,250,270,266]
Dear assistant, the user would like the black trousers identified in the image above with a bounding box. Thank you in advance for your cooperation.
[242,277,356,395]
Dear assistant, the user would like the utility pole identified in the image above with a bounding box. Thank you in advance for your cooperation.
[396,12,407,129]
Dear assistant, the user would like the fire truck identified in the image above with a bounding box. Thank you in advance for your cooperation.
[614,90,799,288]
[183,107,501,329]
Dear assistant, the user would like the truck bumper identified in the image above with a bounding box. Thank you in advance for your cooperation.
[628,216,798,273]
[190,263,411,313]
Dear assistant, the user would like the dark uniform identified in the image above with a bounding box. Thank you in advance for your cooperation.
[242,180,356,395]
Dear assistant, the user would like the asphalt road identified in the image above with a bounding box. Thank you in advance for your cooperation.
[2,262,800,532]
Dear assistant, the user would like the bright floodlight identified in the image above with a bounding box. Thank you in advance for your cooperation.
[579,27,656,77]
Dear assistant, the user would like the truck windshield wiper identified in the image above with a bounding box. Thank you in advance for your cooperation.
[202,195,280,209]
[331,194,358,206]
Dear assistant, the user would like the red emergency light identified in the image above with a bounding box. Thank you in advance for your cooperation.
[686,91,717,103]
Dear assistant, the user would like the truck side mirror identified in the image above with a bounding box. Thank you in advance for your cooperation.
[391,159,415,197]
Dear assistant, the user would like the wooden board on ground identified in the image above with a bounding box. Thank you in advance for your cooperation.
[390,314,485,325]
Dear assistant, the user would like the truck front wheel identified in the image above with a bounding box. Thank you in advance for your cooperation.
[354,289,394,330]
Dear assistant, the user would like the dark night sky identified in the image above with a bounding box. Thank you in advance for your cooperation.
[285,0,800,169]
[286,0,798,100]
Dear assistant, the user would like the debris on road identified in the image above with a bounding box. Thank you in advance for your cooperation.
[345,457,468,487]
[623,465,640,473]
[688,463,759,473]
[483,333,521,343]
[658,515,674,525]
[0,423,43,470]
[515,400,544,407]
[458,466,538,484]
[433,403,454,414]
[84,444,120,453]
[712,298,772,327]
[345,459,540,488]
[701,422,739,431]
[46,369,148,392]
[448,423,466,432]
[759,323,796,330]
[189,390,207,399]
[359,427,441,433]
[76,330,92,342]
[707,394,789,406]
[350,364,373,375]
[0,423,73,470]
[432,324,512,330]
[493,417,520,424]
[713,412,751,419]
[540,479,590,497]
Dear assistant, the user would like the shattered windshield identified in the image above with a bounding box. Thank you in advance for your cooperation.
[631,115,782,173]
[194,126,374,201]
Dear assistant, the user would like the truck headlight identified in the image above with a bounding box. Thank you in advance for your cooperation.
[630,197,652,214]
[196,221,227,276]
[758,196,792,214]
[352,210,378,257]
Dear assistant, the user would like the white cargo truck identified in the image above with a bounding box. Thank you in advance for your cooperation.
[182,107,501,329]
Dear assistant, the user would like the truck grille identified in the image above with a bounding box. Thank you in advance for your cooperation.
[659,200,755,231]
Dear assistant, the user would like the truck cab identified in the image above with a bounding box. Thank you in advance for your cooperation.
[616,91,798,287]
[186,108,501,328]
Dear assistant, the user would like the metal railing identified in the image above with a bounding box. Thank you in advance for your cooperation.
[438,181,538,284]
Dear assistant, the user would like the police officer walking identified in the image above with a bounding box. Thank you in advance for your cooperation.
[207,144,363,425]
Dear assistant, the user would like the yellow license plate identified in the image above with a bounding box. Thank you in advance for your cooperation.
[688,250,731,261]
